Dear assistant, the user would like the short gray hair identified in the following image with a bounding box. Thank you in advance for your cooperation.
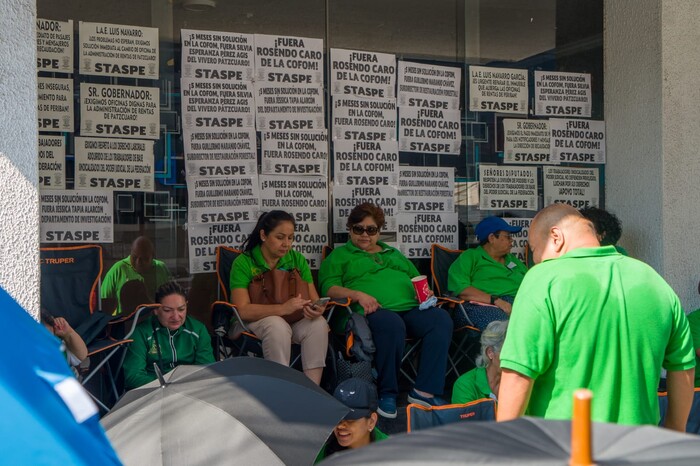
[475,320,508,368]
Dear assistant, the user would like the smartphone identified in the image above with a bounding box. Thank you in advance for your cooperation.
[312,297,331,308]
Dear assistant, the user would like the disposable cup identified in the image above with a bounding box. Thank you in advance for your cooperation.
[411,275,431,303]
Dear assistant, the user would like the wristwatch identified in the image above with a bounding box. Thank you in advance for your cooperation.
[490,295,498,305]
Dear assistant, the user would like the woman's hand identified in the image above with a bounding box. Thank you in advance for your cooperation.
[303,301,325,320]
[356,292,380,315]
[495,298,512,315]
[283,294,311,316]
[52,317,75,339]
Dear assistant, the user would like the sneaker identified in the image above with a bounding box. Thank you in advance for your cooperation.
[407,389,448,408]
[377,396,397,419]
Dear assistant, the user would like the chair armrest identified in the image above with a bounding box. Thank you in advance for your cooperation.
[324,297,353,323]
[210,301,251,334]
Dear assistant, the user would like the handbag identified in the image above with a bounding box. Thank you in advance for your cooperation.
[248,268,310,323]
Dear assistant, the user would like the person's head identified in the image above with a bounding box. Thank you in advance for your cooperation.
[476,320,508,371]
[579,206,622,246]
[529,203,600,264]
[242,211,296,258]
[40,309,55,332]
[130,236,155,275]
[154,281,187,331]
[347,203,385,252]
[332,378,379,449]
[475,217,521,257]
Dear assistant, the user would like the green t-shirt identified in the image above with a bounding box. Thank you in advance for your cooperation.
[500,246,695,425]
[447,246,527,297]
[452,366,493,404]
[687,309,700,387]
[230,245,313,291]
[101,256,171,314]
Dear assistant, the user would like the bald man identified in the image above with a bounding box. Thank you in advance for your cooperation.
[497,204,694,430]
[101,236,172,315]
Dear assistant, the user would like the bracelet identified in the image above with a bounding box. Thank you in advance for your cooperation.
[490,295,498,305]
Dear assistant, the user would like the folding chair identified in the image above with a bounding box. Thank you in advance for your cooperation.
[407,398,497,432]
[658,387,700,434]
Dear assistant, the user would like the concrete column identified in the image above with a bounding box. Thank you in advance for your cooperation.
[605,0,700,311]
[0,0,40,317]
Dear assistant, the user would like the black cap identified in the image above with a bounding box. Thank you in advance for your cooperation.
[333,378,378,420]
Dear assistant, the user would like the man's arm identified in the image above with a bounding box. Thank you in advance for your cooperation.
[664,368,695,431]
[496,369,534,421]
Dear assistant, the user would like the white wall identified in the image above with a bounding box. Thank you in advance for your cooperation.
[0,0,40,317]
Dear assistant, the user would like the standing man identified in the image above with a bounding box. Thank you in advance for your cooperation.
[101,236,171,315]
[497,204,694,430]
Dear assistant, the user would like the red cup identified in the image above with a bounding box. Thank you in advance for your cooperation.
[411,275,431,303]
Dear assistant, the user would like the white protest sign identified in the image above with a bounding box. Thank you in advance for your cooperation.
[187,222,255,274]
[183,128,257,178]
[79,22,158,79]
[261,130,328,177]
[503,119,552,164]
[330,48,396,99]
[469,66,528,114]
[254,34,324,85]
[181,29,254,81]
[550,118,606,164]
[398,167,454,212]
[543,166,599,209]
[187,176,260,224]
[333,140,399,184]
[36,19,73,73]
[479,165,538,211]
[534,71,591,117]
[40,190,113,243]
[259,175,329,220]
[181,78,255,127]
[332,96,397,141]
[504,218,532,263]
[254,82,325,130]
[397,212,459,259]
[38,77,74,133]
[74,137,154,192]
[38,136,65,189]
[397,61,461,111]
[332,184,398,232]
[398,106,461,154]
[80,83,160,140]
[293,222,329,270]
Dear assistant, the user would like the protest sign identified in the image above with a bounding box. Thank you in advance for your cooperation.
[479,165,538,211]
[80,83,160,139]
[74,137,154,192]
[254,82,325,130]
[503,119,551,164]
[397,212,459,259]
[330,48,396,99]
[181,29,254,81]
[333,139,399,183]
[398,167,454,212]
[254,34,324,85]
[333,184,398,232]
[399,106,461,154]
[534,71,591,117]
[36,18,73,73]
[40,190,113,243]
[38,135,65,189]
[187,222,254,274]
[543,166,599,209]
[79,21,158,79]
[550,118,606,164]
[181,78,255,127]
[503,218,532,263]
[262,130,328,176]
[332,97,397,141]
[469,65,528,114]
[38,77,74,133]
[397,61,460,111]
[187,176,260,224]
[259,175,328,219]
[293,222,328,270]
[183,128,257,178]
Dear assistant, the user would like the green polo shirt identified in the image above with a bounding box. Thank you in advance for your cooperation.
[452,366,492,404]
[500,246,695,425]
[447,246,527,297]
[101,256,171,315]
[230,245,313,291]
[687,309,700,387]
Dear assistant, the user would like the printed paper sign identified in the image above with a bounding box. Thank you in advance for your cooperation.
[543,166,599,209]
[262,130,328,176]
[504,218,532,263]
[293,222,329,270]
[183,128,257,177]
[397,61,461,111]
[74,137,154,192]
[398,167,454,212]
[188,222,254,274]
[181,29,254,81]
[397,212,459,259]
[469,66,528,114]
[254,34,324,85]
[534,71,591,117]
[181,78,255,127]
[479,165,538,211]
[259,175,329,219]
[333,140,399,184]
[503,119,551,164]
[332,97,397,141]
[398,106,461,154]
[36,19,73,73]
[38,136,65,189]
[254,82,325,130]
[79,22,158,79]
[333,184,398,232]
[330,48,396,99]
[40,190,113,243]
[80,83,160,140]
[38,77,74,133]
[550,118,606,164]
[187,176,260,224]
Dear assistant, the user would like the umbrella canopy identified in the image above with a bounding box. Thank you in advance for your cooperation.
[102,357,349,466]
[322,416,700,466]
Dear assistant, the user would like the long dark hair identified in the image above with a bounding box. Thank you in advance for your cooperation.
[241,210,295,253]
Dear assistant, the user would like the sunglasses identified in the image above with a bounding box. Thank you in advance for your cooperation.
[351,225,379,236]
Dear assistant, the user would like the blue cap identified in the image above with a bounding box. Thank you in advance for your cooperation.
[333,378,378,420]
[475,216,522,242]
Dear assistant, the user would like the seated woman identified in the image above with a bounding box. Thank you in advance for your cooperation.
[452,320,508,404]
[315,378,388,463]
[448,216,527,331]
[230,210,328,385]
[122,281,214,390]
[319,203,453,419]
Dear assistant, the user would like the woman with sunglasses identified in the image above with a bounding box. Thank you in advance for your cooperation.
[122,281,214,390]
[319,203,453,419]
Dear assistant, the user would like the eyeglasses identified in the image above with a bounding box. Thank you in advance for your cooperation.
[351,225,379,236]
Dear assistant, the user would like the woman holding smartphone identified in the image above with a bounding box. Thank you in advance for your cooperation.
[230,210,329,385]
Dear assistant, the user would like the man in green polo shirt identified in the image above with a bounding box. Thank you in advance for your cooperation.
[498,204,695,429]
